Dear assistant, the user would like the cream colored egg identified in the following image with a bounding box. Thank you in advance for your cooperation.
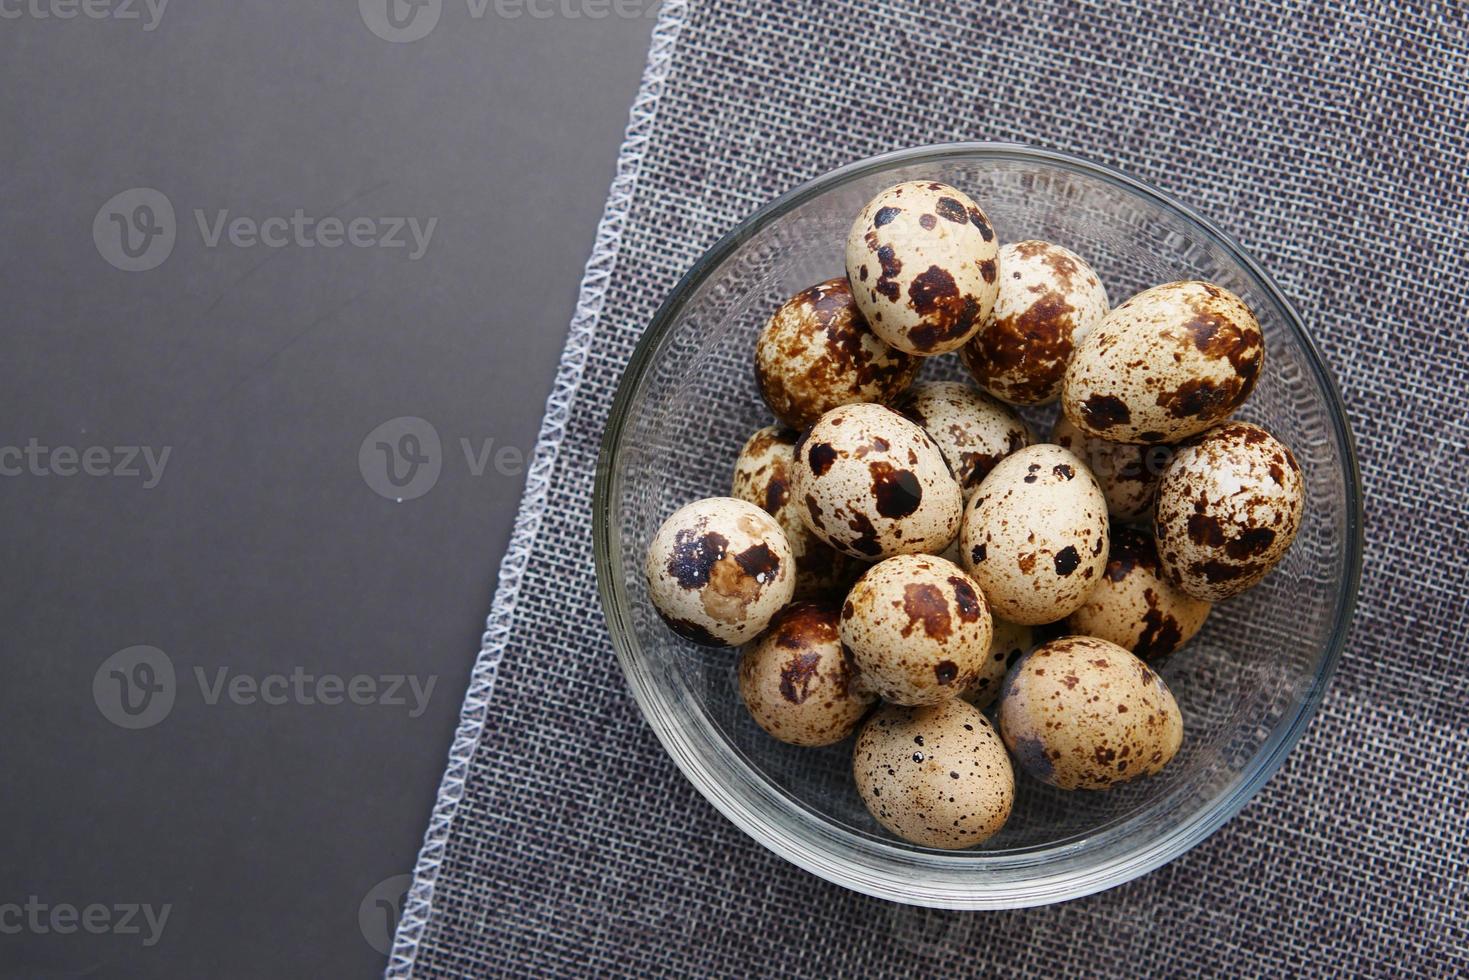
[1050,413,1172,521]
[844,181,1000,356]
[960,444,1109,625]
[1154,421,1305,601]
[896,380,1033,501]
[1062,280,1264,443]
[998,635,1184,790]
[793,403,962,560]
[644,497,795,647]
[753,277,919,429]
[1065,526,1211,662]
[960,618,1034,710]
[731,426,857,598]
[853,699,1014,848]
[960,240,1109,405]
[738,601,875,747]
[839,555,992,706]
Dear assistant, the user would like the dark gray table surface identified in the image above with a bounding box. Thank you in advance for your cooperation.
[1,3,657,976]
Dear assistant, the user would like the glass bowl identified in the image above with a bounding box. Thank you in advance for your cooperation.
[593,143,1362,908]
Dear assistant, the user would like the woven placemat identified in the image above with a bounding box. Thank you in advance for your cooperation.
[389,2,1468,975]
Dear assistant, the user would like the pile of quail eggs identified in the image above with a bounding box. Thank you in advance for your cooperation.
[644,179,1304,849]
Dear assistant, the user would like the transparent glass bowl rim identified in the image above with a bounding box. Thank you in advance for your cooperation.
[593,142,1364,908]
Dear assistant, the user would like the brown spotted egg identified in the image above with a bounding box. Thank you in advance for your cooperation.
[960,240,1109,405]
[853,698,1014,848]
[1065,526,1211,662]
[738,602,875,747]
[731,426,857,598]
[644,497,795,647]
[840,554,992,706]
[960,444,1109,625]
[998,635,1184,790]
[1051,413,1173,521]
[896,380,1033,501]
[959,618,1034,710]
[844,181,1000,356]
[1154,421,1304,601]
[1062,280,1264,444]
[754,277,920,429]
[793,403,962,560]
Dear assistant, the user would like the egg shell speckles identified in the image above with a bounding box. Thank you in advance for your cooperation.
[844,181,1000,356]
[738,602,875,747]
[1065,526,1211,663]
[960,444,1110,625]
[840,554,993,706]
[793,403,962,560]
[754,277,920,430]
[1062,280,1264,443]
[960,618,1034,710]
[1050,413,1173,521]
[1154,421,1305,601]
[998,635,1184,790]
[644,497,795,647]
[731,426,858,598]
[853,699,1014,848]
[960,240,1109,405]
[897,381,1033,501]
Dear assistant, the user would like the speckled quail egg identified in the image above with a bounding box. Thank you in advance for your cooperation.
[853,698,1014,848]
[754,277,920,429]
[731,425,858,598]
[959,618,1034,710]
[840,554,992,706]
[1062,280,1264,443]
[738,601,875,747]
[896,381,1033,501]
[1066,526,1211,662]
[644,497,795,647]
[960,444,1109,625]
[793,403,962,560]
[844,181,1000,356]
[960,240,1109,405]
[1154,421,1304,601]
[998,635,1184,790]
[1050,413,1173,521]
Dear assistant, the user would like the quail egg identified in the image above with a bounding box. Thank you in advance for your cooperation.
[1154,421,1305,601]
[896,380,1033,500]
[793,403,962,560]
[959,618,1034,710]
[738,601,875,747]
[840,554,992,706]
[844,181,1000,355]
[754,277,920,429]
[1065,526,1211,662]
[1062,280,1264,443]
[853,698,1014,848]
[960,444,1109,624]
[960,240,1109,405]
[998,635,1184,790]
[644,497,795,647]
[1050,413,1173,521]
[731,425,857,597]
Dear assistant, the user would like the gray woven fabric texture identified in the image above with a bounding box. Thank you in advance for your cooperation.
[392,1,1468,976]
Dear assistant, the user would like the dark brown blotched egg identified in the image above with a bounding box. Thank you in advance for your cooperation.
[1065,526,1211,662]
